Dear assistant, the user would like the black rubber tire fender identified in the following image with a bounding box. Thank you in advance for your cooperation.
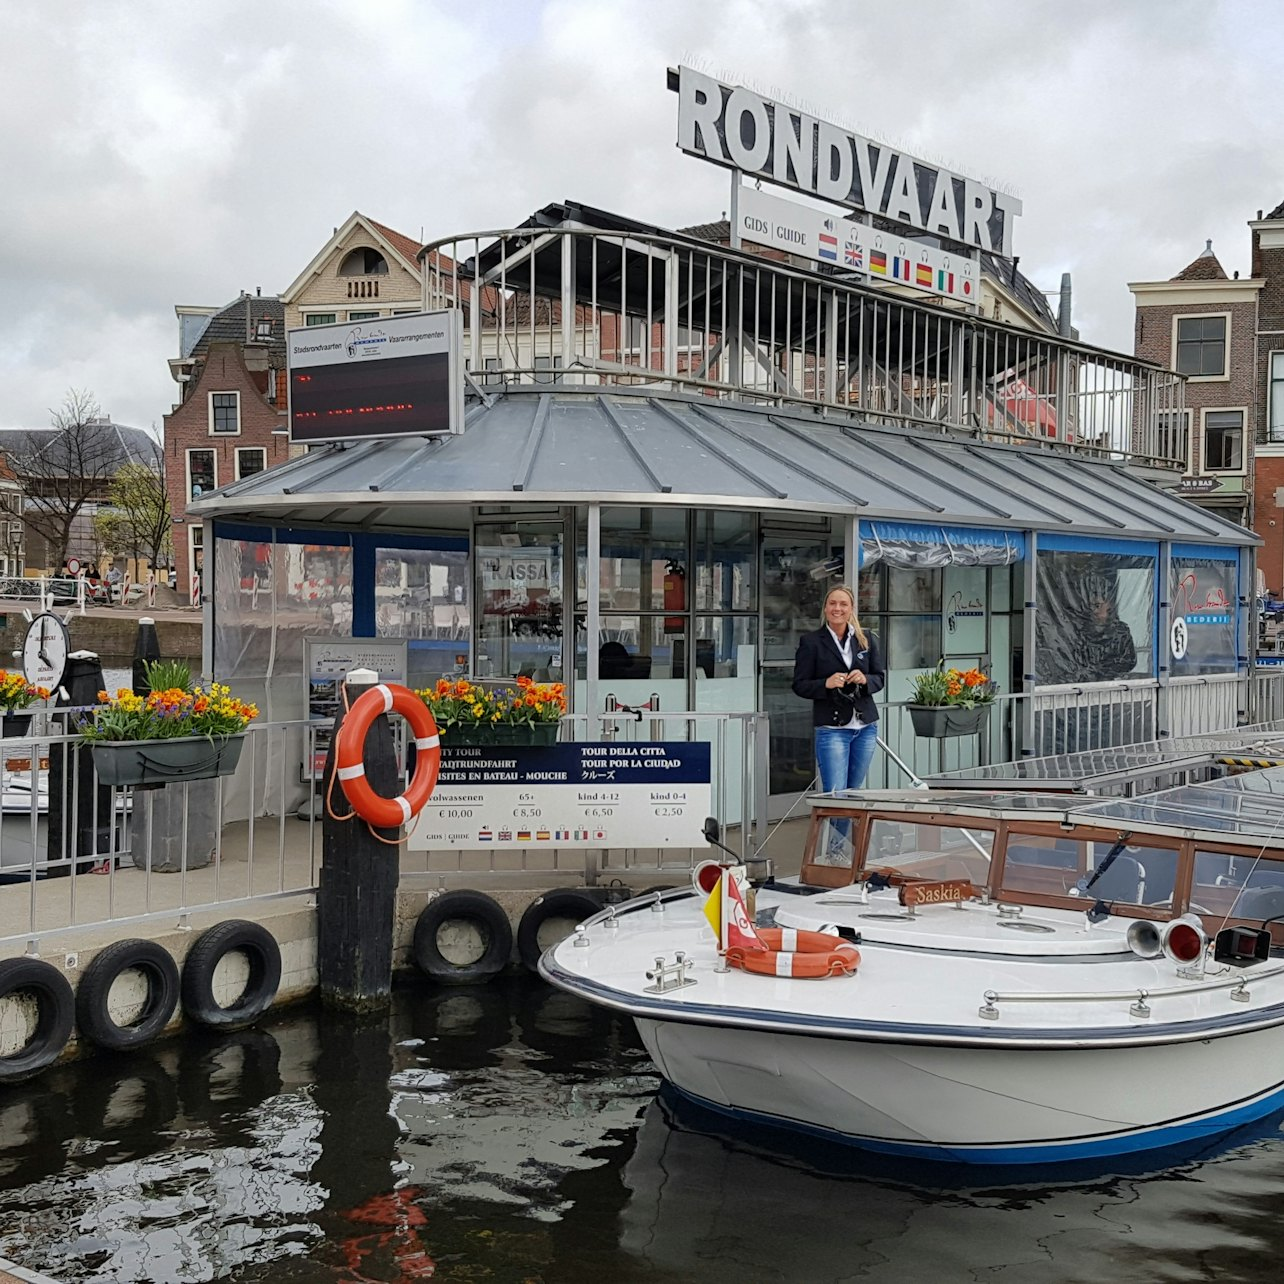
[412,890,513,985]
[75,938,180,1052]
[516,888,603,973]
[0,956,74,1083]
[180,919,282,1031]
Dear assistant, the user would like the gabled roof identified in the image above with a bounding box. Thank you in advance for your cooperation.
[1172,240,1229,282]
[366,217,423,269]
[280,212,423,302]
[1265,199,1284,220]
[190,294,287,364]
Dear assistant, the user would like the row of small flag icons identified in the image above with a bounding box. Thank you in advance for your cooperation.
[477,827,606,842]
[867,251,972,295]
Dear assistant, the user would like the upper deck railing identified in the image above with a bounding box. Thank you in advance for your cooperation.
[420,225,1185,470]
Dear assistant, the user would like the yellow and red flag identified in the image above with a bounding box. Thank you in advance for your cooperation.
[703,871,766,952]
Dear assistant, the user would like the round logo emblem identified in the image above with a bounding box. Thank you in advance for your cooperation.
[1170,616,1189,660]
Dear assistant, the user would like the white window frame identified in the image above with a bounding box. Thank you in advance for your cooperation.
[1269,351,1284,443]
[303,312,337,327]
[186,448,217,502]
[235,447,267,481]
[208,390,241,436]
[1171,311,1231,382]
[1200,406,1247,474]
[347,310,381,321]
[188,524,204,574]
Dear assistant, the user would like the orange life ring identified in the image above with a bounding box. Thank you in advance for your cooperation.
[335,684,441,828]
[725,927,860,980]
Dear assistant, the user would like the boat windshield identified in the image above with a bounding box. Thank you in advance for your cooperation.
[1000,834,1180,910]
[860,818,994,885]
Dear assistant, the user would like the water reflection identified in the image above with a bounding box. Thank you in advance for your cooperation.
[2,976,1284,1283]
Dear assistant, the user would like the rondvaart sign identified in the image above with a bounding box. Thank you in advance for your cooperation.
[669,65,1021,258]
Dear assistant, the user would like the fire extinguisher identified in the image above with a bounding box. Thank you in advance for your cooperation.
[663,560,686,635]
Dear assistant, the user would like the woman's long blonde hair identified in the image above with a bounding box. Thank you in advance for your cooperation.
[823,584,868,650]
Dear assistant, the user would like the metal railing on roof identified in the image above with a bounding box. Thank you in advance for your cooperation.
[421,226,1186,470]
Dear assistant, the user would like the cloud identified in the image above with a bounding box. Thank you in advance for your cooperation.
[3,0,1284,428]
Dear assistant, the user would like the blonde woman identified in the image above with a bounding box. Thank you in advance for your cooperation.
[791,585,885,794]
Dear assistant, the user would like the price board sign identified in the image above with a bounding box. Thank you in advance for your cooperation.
[408,742,712,849]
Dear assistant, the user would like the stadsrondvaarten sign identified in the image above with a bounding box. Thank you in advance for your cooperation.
[670,65,1020,258]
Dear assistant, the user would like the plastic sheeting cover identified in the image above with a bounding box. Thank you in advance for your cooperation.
[861,521,1023,569]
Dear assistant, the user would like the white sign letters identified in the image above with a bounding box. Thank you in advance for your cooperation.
[672,66,1020,258]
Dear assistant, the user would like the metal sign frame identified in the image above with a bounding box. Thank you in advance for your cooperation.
[287,309,464,444]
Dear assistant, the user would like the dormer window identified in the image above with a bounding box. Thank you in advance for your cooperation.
[339,248,389,276]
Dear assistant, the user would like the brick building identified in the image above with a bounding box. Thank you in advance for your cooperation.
[163,294,289,593]
[1250,206,1284,594]
[1129,242,1260,535]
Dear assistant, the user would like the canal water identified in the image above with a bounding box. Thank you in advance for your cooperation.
[2,975,1284,1283]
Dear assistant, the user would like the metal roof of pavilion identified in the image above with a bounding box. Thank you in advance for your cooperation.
[188,386,1255,546]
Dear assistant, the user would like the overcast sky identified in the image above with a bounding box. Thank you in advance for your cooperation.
[3,0,1283,432]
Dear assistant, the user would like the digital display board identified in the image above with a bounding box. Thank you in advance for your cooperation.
[287,309,463,443]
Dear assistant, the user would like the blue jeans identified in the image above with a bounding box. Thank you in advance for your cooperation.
[816,724,878,854]
[815,723,879,793]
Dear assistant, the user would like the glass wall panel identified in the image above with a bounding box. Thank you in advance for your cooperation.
[272,541,355,675]
[764,667,816,795]
[585,507,689,612]
[857,567,883,617]
[375,545,472,689]
[694,511,756,610]
[1035,548,1154,683]
[762,533,829,662]
[943,565,988,657]
[888,567,941,613]
[1170,555,1237,676]
[475,522,564,680]
[213,535,273,679]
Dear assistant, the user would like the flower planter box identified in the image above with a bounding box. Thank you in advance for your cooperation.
[91,733,247,788]
[443,723,560,747]
[493,723,560,746]
[441,724,496,747]
[908,704,990,738]
[0,713,32,738]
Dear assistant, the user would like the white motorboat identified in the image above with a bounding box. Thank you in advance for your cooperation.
[542,763,1284,1166]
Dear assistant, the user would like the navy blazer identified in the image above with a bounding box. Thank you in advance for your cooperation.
[792,627,885,728]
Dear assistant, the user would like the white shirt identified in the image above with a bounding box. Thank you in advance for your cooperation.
[826,625,864,730]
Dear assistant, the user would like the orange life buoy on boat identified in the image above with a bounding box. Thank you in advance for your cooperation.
[335,684,441,828]
[725,928,860,980]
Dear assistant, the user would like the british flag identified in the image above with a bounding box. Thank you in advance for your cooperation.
[844,241,863,267]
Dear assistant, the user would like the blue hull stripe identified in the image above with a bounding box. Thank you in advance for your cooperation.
[670,1080,1284,1166]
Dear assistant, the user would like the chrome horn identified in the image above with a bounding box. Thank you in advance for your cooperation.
[1126,919,1164,959]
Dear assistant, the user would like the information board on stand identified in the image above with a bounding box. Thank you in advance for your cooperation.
[303,637,408,780]
[408,742,712,849]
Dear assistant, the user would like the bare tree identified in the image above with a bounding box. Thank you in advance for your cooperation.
[12,389,124,570]
[92,442,172,573]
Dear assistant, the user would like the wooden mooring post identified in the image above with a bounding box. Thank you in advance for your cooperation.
[318,668,401,1011]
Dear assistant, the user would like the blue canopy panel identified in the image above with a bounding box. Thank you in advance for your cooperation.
[861,521,1025,569]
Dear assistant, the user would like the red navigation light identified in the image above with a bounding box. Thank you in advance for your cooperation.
[1165,921,1203,964]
